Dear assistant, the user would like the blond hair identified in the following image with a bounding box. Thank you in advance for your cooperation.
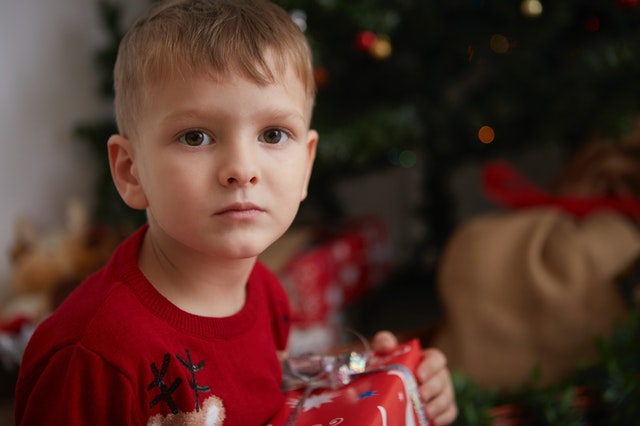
[113,0,316,137]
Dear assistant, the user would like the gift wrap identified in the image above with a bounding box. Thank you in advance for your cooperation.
[279,217,391,326]
[269,339,428,426]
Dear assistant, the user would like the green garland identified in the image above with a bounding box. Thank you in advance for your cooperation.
[453,309,640,425]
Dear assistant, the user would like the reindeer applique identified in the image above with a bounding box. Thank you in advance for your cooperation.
[146,349,225,426]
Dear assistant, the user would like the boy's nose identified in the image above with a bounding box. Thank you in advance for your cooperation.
[218,144,259,186]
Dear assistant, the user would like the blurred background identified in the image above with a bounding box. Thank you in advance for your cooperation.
[1,0,640,424]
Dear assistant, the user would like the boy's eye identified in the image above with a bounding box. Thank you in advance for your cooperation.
[260,129,289,145]
[179,130,212,146]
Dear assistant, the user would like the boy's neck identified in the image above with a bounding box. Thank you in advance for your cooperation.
[138,230,256,317]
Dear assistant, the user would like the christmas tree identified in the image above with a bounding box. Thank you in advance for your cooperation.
[275,0,640,249]
[78,0,640,252]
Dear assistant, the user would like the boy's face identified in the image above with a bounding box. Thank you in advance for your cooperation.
[109,65,317,261]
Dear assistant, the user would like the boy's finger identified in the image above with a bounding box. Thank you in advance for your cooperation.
[416,348,447,382]
[418,371,446,402]
[423,373,457,425]
[370,330,398,353]
[429,397,458,426]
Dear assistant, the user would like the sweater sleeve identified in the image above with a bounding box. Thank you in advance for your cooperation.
[15,343,141,425]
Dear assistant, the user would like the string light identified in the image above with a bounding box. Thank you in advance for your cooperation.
[478,126,495,144]
[490,34,510,54]
[355,31,393,60]
[371,35,392,60]
[521,0,543,18]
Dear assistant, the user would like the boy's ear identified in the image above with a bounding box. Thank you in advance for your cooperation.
[107,134,148,210]
[300,129,318,201]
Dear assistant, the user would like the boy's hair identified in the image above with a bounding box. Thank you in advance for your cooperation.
[113,0,316,137]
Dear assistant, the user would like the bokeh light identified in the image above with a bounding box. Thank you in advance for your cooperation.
[490,34,510,54]
[398,150,417,168]
[371,35,392,60]
[355,31,377,51]
[521,0,543,18]
[388,148,417,168]
[478,125,495,144]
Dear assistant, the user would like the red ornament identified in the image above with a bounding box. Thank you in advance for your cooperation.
[616,0,638,8]
[354,31,377,52]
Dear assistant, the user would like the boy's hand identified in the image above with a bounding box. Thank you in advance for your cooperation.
[371,331,458,426]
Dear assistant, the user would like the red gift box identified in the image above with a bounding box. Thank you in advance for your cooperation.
[278,217,391,326]
[261,217,392,353]
[269,339,428,426]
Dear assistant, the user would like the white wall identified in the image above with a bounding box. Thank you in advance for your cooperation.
[0,0,147,294]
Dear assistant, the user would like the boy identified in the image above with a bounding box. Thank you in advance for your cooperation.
[15,0,457,424]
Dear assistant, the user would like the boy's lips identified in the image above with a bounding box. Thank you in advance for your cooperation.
[215,202,265,219]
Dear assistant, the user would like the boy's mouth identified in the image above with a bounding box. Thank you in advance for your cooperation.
[215,202,265,219]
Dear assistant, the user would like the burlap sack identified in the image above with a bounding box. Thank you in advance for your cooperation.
[433,208,640,390]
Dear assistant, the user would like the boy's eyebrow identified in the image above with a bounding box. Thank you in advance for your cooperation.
[161,107,308,126]
[160,108,208,123]
[263,108,307,125]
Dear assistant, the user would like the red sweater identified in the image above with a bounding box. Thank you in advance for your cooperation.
[15,226,291,425]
